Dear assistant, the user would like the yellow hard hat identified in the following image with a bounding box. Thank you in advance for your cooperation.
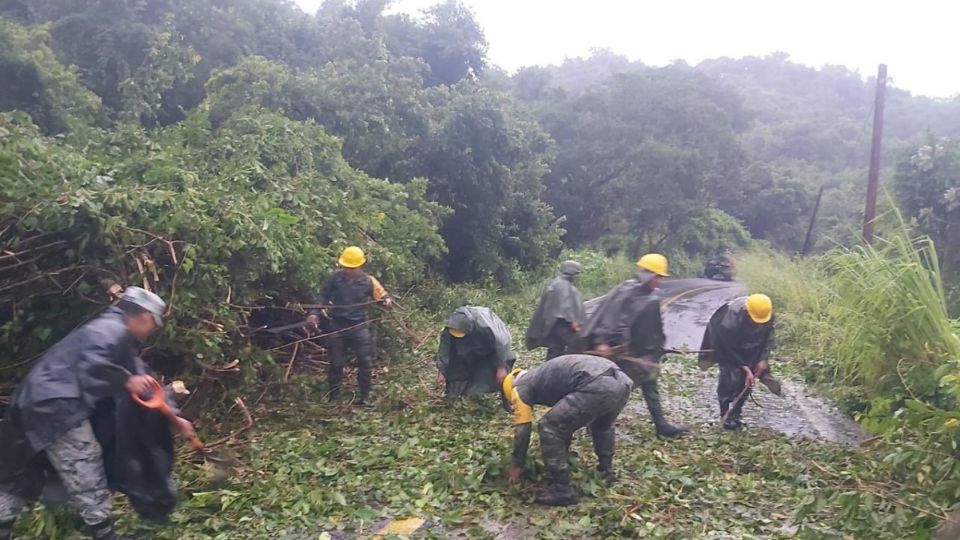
[637,253,669,277]
[448,327,466,338]
[338,246,366,268]
[746,294,773,324]
[502,368,523,397]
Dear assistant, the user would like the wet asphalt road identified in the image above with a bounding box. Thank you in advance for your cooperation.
[655,278,864,445]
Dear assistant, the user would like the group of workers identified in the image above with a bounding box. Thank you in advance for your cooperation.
[0,245,776,538]
[437,252,776,506]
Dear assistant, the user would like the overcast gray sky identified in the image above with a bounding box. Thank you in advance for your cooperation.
[294,0,958,98]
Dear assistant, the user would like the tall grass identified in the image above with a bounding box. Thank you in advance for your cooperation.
[734,249,839,366]
[738,214,960,408]
[824,230,960,402]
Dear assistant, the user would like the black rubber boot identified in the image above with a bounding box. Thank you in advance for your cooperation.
[594,434,617,485]
[596,464,617,486]
[356,392,375,408]
[90,520,137,540]
[1,519,14,540]
[655,423,691,438]
[535,483,579,507]
[642,382,689,438]
[723,397,747,430]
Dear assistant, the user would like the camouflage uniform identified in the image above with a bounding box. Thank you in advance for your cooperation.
[0,420,112,526]
[508,355,633,505]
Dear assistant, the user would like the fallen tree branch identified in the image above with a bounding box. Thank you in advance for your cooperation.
[0,240,67,263]
[207,397,255,449]
[267,318,384,351]
[808,459,948,521]
[283,342,301,382]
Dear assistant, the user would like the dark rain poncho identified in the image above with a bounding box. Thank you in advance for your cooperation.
[436,306,516,397]
[698,296,775,370]
[0,308,177,520]
[524,275,584,350]
[580,276,665,358]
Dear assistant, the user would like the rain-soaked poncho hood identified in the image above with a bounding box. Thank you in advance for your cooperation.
[559,260,582,276]
[524,275,585,350]
[580,276,660,349]
[437,306,516,397]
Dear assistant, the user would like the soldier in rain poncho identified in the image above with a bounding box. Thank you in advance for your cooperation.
[436,306,516,400]
[524,260,585,361]
[699,294,778,430]
[580,253,689,438]
[0,288,193,540]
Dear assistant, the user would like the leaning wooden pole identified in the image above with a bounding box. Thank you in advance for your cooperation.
[862,64,887,245]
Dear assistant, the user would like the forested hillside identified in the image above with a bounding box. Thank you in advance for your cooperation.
[514,51,960,252]
[7,1,960,538]
[4,0,960,375]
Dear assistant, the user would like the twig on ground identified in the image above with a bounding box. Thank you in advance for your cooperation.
[207,397,255,449]
[194,357,241,373]
[253,383,273,407]
[283,342,301,382]
[620,503,640,525]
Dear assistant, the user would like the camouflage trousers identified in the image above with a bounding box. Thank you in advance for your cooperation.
[0,420,112,526]
[538,370,633,484]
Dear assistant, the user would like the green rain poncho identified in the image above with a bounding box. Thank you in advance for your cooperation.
[524,274,584,350]
[436,306,516,397]
[698,296,775,369]
[580,273,665,357]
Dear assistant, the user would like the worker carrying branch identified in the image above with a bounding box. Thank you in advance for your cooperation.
[436,306,516,405]
[0,287,194,540]
[524,260,585,361]
[503,355,633,507]
[306,246,392,405]
[698,294,780,430]
[580,253,689,438]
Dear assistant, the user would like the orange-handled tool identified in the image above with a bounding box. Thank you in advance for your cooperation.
[131,377,204,451]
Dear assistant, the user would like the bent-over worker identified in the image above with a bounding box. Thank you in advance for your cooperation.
[504,355,633,506]
[436,306,515,401]
[699,294,777,430]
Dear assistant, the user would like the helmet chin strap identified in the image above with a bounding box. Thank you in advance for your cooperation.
[636,269,656,285]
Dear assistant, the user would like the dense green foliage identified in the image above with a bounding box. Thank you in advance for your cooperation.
[738,226,960,535]
[6,0,960,536]
[0,107,446,373]
[518,51,960,253]
[14,259,947,539]
[895,136,960,290]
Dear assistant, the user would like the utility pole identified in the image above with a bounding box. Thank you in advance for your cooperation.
[862,64,887,244]
[802,185,827,256]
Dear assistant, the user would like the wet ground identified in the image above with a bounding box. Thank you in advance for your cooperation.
[389,279,865,539]
[655,279,864,446]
